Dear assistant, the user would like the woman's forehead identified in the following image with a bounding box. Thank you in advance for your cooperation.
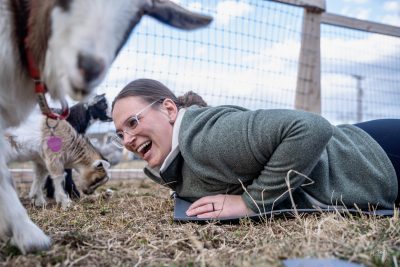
[112,97,147,123]
[114,96,148,112]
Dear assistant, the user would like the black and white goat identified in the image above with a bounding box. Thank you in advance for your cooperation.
[44,93,112,199]
[0,0,211,254]
[5,110,111,209]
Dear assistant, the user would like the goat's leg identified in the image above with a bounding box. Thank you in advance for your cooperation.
[0,149,51,253]
[45,159,72,209]
[64,169,80,199]
[44,175,55,198]
[52,172,72,209]
[29,164,48,207]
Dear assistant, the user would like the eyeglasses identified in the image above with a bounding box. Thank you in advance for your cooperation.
[111,100,160,148]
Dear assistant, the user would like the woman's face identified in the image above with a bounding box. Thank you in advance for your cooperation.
[112,96,177,168]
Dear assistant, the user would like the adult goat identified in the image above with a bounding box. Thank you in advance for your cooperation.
[0,0,212,254]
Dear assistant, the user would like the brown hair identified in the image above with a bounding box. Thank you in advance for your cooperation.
[111,78,207,111]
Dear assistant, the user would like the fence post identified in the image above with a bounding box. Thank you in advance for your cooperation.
[295,5,325,114]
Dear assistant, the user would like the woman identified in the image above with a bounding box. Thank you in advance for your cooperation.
[111,78,399,218]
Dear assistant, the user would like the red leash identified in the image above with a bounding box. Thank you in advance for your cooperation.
[24,37,69,120]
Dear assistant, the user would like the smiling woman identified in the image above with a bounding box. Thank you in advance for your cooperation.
[113,100,162,147]
[111,78,400,220]
[111,79,207,168]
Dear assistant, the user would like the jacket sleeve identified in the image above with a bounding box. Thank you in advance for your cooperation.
[241,109,333,213]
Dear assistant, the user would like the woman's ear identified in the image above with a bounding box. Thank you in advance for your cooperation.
[162,98,178,123]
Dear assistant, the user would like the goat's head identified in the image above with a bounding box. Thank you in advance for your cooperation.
[80,159,110,195]
[87,93,112,122]
[26,0,212,101]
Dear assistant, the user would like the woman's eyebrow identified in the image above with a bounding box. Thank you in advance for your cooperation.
[122,115,135,126]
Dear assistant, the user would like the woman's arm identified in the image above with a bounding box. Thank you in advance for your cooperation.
[242,109,333,213]
[185,109,333,218]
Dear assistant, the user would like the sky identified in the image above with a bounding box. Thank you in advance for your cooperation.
[322,0,400,122]
[84,0,400,133]
[326,0,400,26]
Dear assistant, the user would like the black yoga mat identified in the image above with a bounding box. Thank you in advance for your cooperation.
[173,196,397,223]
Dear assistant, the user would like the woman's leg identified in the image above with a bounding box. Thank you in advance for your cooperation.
[354,119,400,205]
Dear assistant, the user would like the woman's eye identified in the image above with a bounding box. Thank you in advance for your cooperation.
[116,132,124,139]
[127,117,139,129]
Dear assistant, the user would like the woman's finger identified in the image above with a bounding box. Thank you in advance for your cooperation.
[186,202,215,216]
[187,196,213,210]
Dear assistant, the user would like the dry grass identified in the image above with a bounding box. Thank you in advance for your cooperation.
[1,179,399,267]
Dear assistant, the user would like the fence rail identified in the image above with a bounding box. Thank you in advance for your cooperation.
[11,168,146,185]
[321,13,400,38]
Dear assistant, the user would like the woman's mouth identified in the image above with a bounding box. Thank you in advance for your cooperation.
[137,141,152,158]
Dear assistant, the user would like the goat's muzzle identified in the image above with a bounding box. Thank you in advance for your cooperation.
[83,175,109,195]
[78,53,105,85]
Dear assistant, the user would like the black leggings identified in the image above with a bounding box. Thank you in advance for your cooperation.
[354,119,400,205]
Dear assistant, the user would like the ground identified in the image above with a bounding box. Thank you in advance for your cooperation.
[1,178,399,267]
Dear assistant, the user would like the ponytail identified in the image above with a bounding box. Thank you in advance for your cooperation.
[177,91,208,108]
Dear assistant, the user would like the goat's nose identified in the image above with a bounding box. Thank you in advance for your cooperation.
[78,53,105,84]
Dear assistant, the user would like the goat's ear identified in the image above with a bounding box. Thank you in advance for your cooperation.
[93,159,111,169]
[143,0,212,30]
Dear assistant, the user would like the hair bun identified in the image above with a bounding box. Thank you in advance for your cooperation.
[177,91,208,108]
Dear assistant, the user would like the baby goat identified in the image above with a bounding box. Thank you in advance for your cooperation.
[5,110,110,209]
[45,93,112,199]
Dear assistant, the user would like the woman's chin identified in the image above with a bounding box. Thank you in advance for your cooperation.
[144,150,166,169]
[147,161,161,169]
[145,155,160,168]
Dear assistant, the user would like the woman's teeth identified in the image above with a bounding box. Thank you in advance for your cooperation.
[137,141,151,154]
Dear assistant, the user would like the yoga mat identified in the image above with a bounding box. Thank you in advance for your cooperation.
[173,196,397,223]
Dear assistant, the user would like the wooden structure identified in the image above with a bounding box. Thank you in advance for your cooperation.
[273,0,400,114]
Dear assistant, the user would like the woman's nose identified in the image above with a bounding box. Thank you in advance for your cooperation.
[123,132,136,146]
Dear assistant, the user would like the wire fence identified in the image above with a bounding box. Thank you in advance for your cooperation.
[89,0,305,134]
[321,25,400,124]
[10,0,400,183]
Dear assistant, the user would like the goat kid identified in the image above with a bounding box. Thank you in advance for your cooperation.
[65,93,112,135]
[5,110,110,210]
[0,0,211,253]
[45,93,112,199]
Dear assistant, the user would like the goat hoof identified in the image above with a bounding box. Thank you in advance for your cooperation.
[33,197,47,207]
[60,199,72,210]
[10,220,52,254]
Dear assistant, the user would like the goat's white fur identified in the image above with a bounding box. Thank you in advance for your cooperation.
[45,0,145,100]
[0,0,211,254]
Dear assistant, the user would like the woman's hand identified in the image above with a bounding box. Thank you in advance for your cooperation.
[186,194,256,218]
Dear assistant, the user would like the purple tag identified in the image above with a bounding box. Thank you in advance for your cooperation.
[47,136,62,152]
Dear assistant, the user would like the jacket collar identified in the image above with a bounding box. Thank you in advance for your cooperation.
[143,108,186,189]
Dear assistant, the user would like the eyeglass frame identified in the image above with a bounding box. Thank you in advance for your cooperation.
[112,99,162,148]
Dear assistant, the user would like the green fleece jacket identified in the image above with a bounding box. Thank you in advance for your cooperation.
[145,106,397,212]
